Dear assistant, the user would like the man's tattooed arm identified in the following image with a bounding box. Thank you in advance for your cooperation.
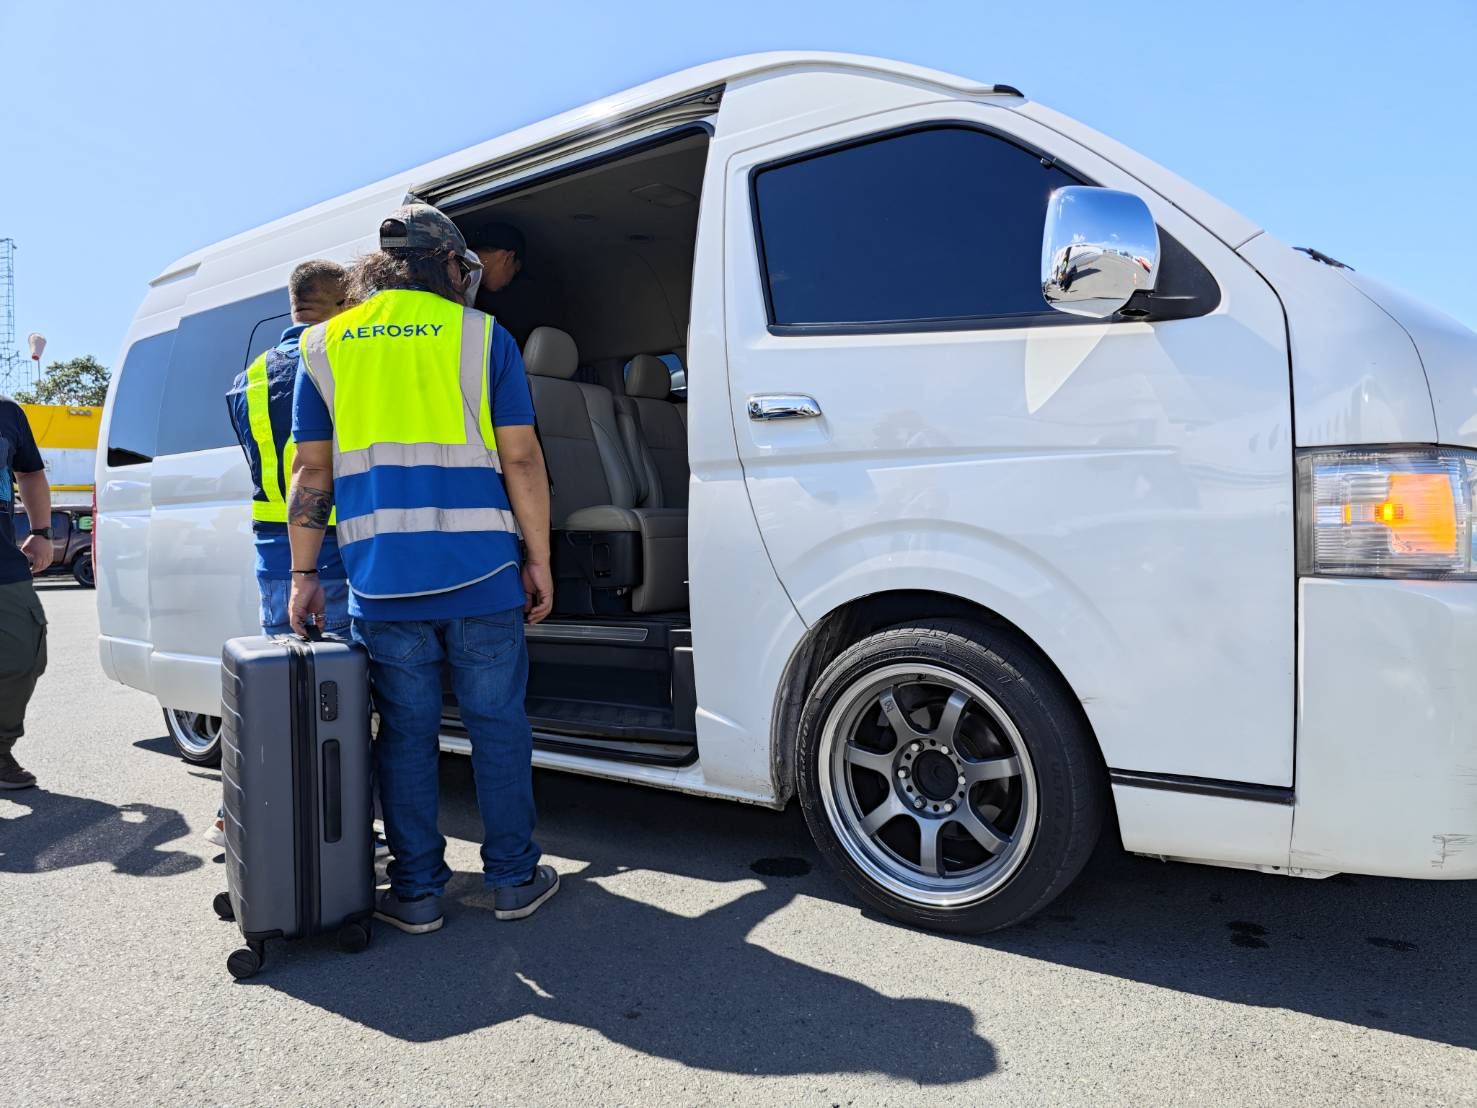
[289,485,333,530]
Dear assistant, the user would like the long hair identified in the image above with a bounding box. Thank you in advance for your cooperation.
[346,248,460,305]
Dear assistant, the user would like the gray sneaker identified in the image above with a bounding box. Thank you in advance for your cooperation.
[0,755,35,790]
[493,865,560,921]
[374,890,444,935]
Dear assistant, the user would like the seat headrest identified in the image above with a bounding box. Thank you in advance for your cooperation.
[523,327,578,379]
[625,354,673,399]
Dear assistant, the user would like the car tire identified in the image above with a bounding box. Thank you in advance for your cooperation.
[72,552,95,588]
[796,619,1104,934]
[164,708,222,767]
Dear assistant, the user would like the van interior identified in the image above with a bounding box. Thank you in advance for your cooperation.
[443,127,709,767]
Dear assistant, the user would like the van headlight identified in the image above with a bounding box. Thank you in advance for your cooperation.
[1297,447,1477,579]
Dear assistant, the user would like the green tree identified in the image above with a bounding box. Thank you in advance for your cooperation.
[15,355,111,407]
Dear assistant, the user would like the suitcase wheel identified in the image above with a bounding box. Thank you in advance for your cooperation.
[338,920,372,954]
[227,940,265,980]
[212,892,235,922]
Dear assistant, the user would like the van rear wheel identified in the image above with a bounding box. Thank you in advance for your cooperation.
[164,709,222,767]
[796,620,1104,934]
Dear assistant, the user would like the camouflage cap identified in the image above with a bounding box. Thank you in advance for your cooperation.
[378,203,467,254]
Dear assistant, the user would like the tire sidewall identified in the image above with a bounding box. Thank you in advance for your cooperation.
[165,708,222,767]
[796,623,1102,933]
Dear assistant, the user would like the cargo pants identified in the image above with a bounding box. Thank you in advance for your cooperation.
[0,579,47,762]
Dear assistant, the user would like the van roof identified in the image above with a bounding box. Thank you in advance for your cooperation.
[150,52,1015,284]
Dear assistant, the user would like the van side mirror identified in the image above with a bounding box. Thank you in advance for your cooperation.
[1041,187,1160,319]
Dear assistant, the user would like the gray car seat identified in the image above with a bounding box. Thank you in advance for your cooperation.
[522,327,687,613]
[617,355,689,510]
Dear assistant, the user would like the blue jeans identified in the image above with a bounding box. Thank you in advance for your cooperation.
[259,575,350,637]
[352,608,539,897]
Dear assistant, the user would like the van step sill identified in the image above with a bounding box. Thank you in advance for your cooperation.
[439,719,695,768]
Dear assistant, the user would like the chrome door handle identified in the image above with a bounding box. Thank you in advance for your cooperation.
[747,394,822,421]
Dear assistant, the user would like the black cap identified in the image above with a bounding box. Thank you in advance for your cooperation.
[471,223,525,263]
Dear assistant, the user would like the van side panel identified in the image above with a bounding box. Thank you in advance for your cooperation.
[96,329,176,687]
[1237,233,1437,448]
[147,449,260,714]
[684,106,811,802]
[720,92,1297,791]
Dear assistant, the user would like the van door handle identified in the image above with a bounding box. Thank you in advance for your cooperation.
[747,394,822,421]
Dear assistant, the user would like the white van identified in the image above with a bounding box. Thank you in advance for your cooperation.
[97,53,1477,932]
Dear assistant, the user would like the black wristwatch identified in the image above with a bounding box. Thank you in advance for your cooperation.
[28,527,52,540]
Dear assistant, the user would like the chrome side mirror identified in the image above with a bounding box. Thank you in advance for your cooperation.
[1041,186,1160,318]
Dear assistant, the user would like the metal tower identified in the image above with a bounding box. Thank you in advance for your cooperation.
[0,239,25,395]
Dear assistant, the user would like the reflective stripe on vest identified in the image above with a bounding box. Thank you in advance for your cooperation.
[244,351,334,525]
[243,353,287,523]
[299,290,517,599]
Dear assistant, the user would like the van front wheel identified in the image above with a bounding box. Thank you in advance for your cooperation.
[796,620,1104,934]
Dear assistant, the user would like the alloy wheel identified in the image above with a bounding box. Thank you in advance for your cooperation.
[818,662,1038,908]
[165,709,222,761]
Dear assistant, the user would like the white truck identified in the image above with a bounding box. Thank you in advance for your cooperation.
[95,53,1477,931]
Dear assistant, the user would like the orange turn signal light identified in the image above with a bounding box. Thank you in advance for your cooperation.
[1374,473,1457,555]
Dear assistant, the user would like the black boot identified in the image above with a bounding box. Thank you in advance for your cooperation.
[0,746,36,790]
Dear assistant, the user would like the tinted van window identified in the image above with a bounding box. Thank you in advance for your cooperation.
[153,288,287,457]
[753,126,1080,328]
[106,330,175,466]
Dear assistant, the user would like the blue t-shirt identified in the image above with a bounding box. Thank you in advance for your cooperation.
[0,400,45,587]
[293,313,535,621]
[226,325,346,582]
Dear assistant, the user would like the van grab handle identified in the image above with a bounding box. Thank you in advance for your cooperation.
[747,394,822,421]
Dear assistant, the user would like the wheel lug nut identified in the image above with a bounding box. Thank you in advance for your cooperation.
[958,774,967,785]
[944,802,955,813]
[897,768,909,778]
[910,743,920,753]
[940,747,950,756]
[913,798,924,809]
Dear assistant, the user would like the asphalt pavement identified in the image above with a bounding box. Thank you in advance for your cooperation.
[1,584,1473,1106]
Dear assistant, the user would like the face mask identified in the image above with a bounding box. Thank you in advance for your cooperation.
[459,249,484,306]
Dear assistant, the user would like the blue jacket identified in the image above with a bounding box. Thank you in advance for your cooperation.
[226,325,345,580]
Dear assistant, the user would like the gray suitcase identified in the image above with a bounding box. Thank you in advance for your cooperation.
[213,630,375,978]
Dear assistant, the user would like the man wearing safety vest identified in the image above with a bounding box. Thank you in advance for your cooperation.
[215,259,355,846]
[287,204,557,934]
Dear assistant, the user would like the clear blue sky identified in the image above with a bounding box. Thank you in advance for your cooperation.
[3,0,1474,377]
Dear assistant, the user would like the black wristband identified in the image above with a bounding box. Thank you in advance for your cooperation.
[291,568,319,576]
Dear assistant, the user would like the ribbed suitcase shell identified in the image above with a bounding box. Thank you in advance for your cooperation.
[221,634,374,942]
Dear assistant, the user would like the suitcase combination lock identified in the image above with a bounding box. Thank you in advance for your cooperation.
[318,681,339,722]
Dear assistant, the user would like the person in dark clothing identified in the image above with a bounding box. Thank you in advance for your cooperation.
[0,399,53,789]
[469,223,525,298]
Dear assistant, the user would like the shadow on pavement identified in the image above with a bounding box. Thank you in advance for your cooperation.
[977,835,1477,1050]
[252,758,997,1083]
[0,787,201,877]
[255,756,1474,1063]
[131,735,179,759]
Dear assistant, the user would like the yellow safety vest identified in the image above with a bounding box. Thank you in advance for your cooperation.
[242,350,334,525]
[299,290,518,599]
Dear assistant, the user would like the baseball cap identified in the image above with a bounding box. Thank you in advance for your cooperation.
[470,222,528,280]
[473,222,525,260]
[379,203,467,254]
